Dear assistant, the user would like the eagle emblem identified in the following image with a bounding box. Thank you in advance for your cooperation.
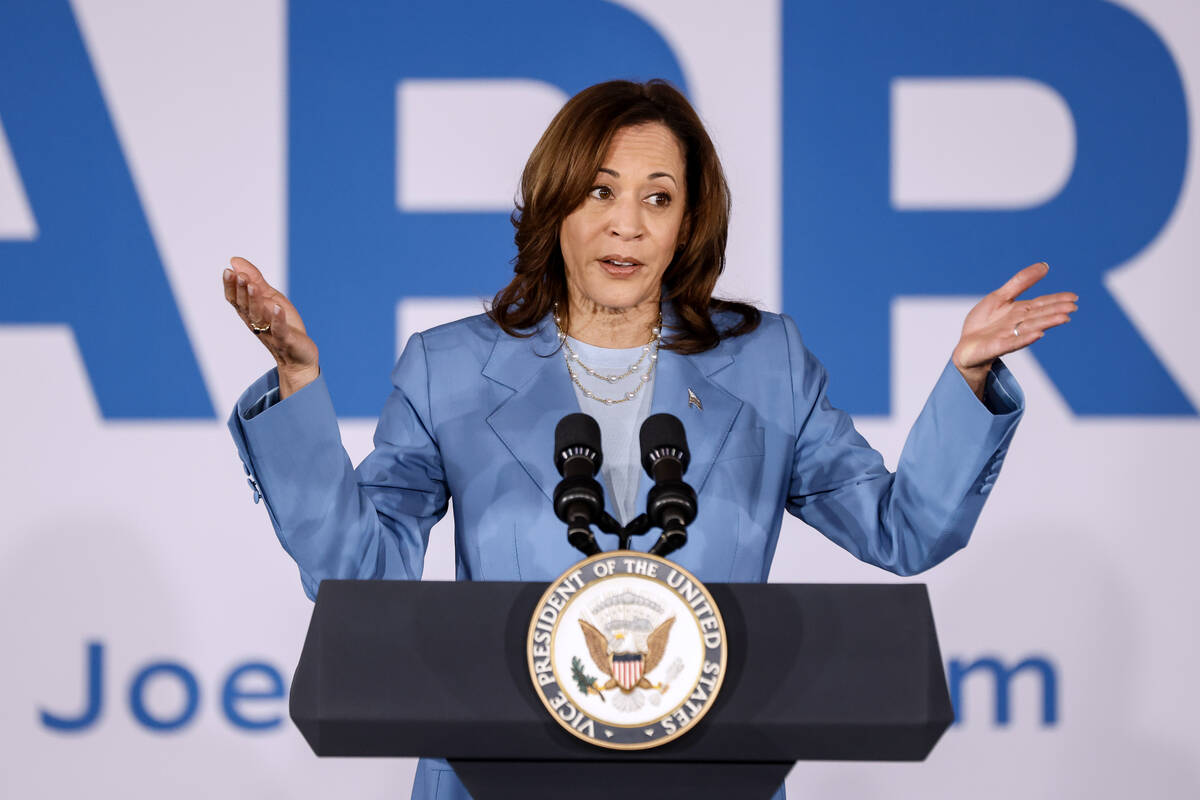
[528,552,728,749]
[578,616,675,696]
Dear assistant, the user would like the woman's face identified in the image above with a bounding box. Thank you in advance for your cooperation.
[559,122,687,315]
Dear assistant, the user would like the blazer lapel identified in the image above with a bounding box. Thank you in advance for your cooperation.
[483,316,578,504]
[483,307,744,516]
[634,307,743,512]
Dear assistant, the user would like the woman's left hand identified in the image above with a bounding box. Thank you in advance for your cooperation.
[953,262,1078,399]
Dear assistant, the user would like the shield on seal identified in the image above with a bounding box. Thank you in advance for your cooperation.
[611,652,644,691]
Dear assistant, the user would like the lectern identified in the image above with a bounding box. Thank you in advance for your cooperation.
[290,580,952,799]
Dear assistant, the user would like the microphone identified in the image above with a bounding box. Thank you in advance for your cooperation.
[553,413,606,556]
[639,413,698,557]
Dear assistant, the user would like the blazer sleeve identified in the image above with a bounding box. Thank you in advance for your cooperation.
[781,314,1023,575]
[227,333,449,600]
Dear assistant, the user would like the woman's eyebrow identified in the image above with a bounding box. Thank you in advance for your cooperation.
[598,167,678,186]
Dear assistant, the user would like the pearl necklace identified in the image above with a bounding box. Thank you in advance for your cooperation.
[554,307,662,405]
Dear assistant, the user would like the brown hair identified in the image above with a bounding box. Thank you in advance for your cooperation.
[488,79,759,352]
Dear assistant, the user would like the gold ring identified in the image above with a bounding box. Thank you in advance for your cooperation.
[251,323,271,335]
[1013,321,1022,337]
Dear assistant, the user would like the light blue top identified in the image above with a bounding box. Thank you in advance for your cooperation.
[563,336,657,524]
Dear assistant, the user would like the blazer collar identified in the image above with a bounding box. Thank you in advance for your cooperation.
[483,315,576,506]
[482,304,743,523]
[639,303,742,509]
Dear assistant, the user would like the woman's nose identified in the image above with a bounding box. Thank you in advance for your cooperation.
[608,196,644,239]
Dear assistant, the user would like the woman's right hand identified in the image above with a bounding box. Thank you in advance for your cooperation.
[223,256,320,399]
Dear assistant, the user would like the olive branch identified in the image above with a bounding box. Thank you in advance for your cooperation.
[571,656,605,702]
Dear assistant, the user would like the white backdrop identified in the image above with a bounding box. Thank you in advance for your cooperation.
[2,0,1199,797]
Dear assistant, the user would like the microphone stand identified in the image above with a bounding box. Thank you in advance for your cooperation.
[565,511,648,557]
[565,509,686,557]
[568,508,691,556]
[555,413,696,558]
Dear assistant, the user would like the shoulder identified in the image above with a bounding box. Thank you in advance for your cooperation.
[410,311,506,358]
[695,309,807,431]
[418,310,498,342]
[389,313,502,385]
[705,309,825,401]
[403,310,555,378]
[705,307,792,359]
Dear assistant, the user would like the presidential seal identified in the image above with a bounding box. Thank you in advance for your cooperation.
[527,552,727,749]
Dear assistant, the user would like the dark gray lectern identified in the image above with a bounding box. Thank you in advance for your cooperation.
[290,580,953,799]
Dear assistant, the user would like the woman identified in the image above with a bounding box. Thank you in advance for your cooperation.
[224,80,1075,800]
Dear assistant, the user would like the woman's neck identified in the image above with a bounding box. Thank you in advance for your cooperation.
[564,295,660,348]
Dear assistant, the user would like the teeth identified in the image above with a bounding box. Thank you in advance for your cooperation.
[608,260,635,266]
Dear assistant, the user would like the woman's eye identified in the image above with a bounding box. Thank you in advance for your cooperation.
[588,185,613,200]
[647,192,672,207]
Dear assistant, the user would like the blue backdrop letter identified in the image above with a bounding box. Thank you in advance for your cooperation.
[289,0,688,415]
[783,0,1192,415]
[0,0,212,419]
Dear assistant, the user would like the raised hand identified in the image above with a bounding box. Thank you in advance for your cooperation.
[952,262,1078,399]
[222,256,320,399]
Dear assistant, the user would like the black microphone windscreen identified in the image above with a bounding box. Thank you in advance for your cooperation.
[640,413,690,474]
[555,413,603,474]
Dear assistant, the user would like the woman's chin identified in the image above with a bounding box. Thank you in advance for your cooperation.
[566,262,663,312]
[580,288,657,313]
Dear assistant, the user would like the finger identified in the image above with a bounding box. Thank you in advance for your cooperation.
[257,279,279,309]
[246,282,266,329]
[1015,300,1077,321]
[223,267,252,324]
[235,270,250,320]
[250,281,291,336]
[267,304,303,365]
[1009,296,1071,317]
[231,257,278,312]
[269,303,287,349]
[993,261,1050,303]
[1027,290,1078,308]
[1017,309,1073,334]
[222,267,237,306]
[229,256,266,283]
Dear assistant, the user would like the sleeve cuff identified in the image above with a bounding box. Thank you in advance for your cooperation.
[233,368,329,424]
[227,366,340,492]
[238,370,338,445]
[924,357,1024,463]
[981,358,1023,416]
[234,367,280,422]
[242,385,280,420]
[893,358,1025,529]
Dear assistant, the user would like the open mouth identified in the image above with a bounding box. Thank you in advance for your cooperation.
[599,256,644,275]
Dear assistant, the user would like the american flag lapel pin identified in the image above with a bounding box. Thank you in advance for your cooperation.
[687,388,702,411]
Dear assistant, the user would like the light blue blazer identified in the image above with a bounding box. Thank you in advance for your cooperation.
[228,307,1023,800]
